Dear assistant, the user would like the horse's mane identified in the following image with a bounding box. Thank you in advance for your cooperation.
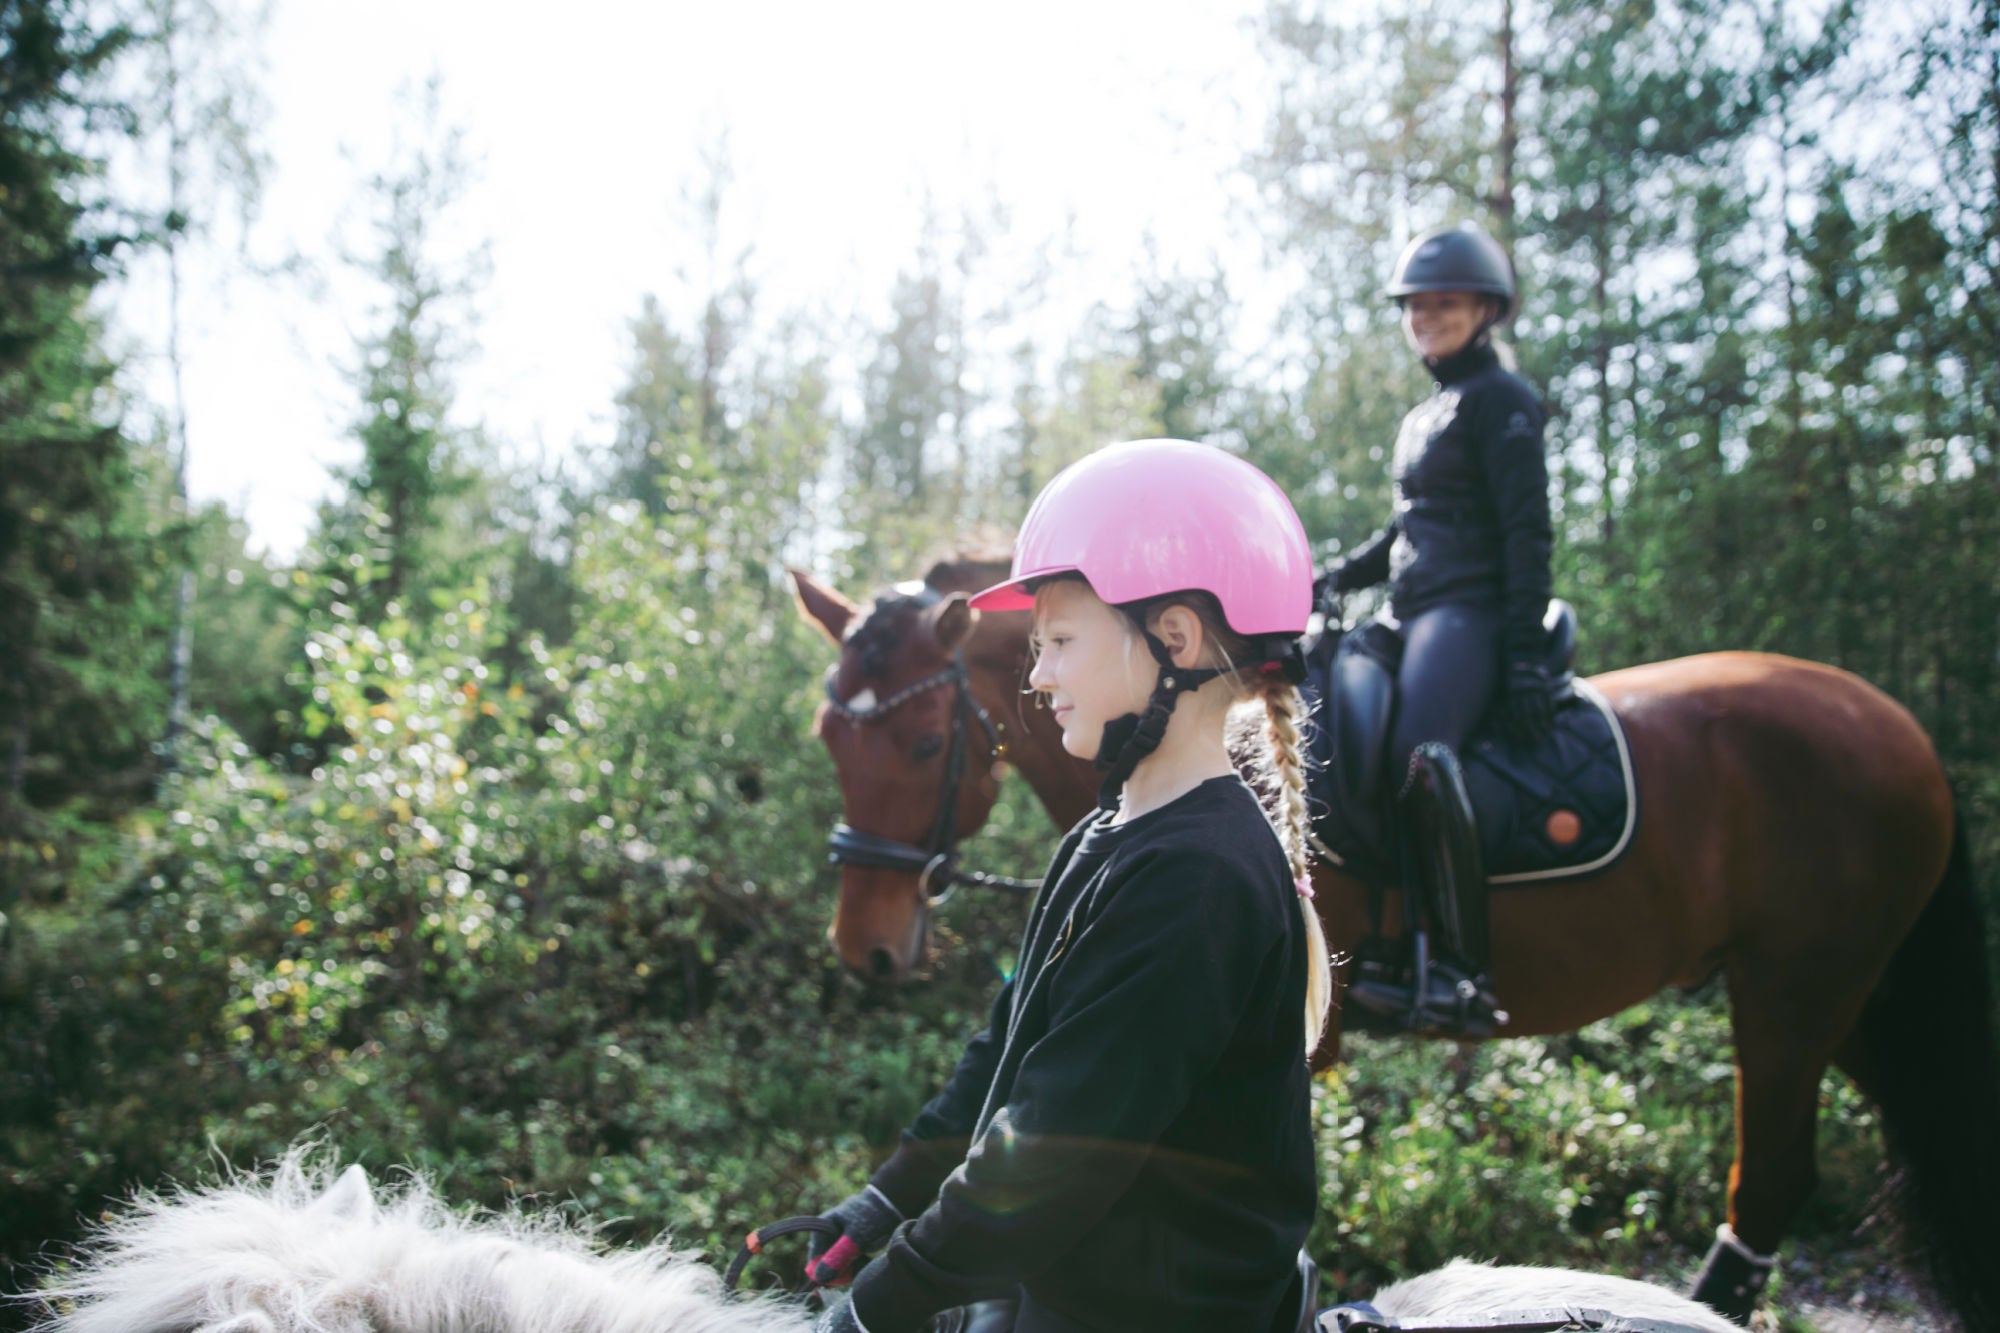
[1370,1259,1737,1332]
[920,552,1012,594]
[27,1148,809,1333]
[26,1147,1742,1333]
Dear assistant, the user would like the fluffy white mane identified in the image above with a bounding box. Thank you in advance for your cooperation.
[26,1149,811,1333]
[1370,1258,1739,1332]
[24,1149,1737,1333]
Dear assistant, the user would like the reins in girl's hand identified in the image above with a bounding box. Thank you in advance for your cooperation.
[722,1214,844,1295]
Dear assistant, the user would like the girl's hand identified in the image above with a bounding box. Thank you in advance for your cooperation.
[805,1185,901,1286]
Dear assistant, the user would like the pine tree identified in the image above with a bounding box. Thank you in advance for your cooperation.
[843,224,969,581]
[1252,0,1517,570]
[0,0,159,888]
[608,294,709,524]
[311,83,482,628]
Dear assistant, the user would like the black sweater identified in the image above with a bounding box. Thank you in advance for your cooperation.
[849,776,1315,1333]
[1338,341,1553,662]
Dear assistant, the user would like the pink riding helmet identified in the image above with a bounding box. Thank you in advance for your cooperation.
[969,438,1311,636]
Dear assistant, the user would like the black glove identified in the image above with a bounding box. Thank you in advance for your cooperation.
[804,1185,902,1286]
[813,1293,867,1333]
[1313,561,1351,614]
[1497,661,1556,748]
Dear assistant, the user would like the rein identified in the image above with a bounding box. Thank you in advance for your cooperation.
[722,1214,841,1292]
[1325,1305,1726,1333]
[824,653,1040,905]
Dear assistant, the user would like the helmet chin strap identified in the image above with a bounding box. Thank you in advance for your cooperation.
[1092,629,1227,812]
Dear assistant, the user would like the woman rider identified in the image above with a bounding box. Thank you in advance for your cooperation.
[1317,222,1556,1029]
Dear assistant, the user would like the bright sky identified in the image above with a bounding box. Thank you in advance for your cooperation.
[109,0,1278,558]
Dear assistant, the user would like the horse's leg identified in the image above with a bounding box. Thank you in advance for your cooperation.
[1628,657,1958,1324]
[1694,947,1861,1324]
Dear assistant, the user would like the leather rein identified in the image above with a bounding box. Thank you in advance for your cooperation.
[1324,1304,1726,1333]
[823,654,1040,906]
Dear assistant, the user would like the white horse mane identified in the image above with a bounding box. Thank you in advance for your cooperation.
[1371,1259,1738,1332]
[23,1149,1737,1333]
[25,1148,811,1333]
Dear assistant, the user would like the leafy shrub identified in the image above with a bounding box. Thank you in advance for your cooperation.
[1,509,1974,1323]
[1309,999,1888,1302]
[0,511,1021,1301]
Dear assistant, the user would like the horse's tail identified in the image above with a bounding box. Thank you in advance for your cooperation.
[1841,807,2000,1330]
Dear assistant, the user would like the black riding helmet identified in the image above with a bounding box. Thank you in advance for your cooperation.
[1383,224,1517,322]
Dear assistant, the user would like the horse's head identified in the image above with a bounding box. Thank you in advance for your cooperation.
[791,564,1021,983]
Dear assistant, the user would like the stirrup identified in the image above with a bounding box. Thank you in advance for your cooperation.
[1346,936,1507,1038]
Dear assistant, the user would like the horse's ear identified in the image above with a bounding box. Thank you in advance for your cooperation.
[927,592,977,654]
[789,566,856,645]
[310,1163,376,1223]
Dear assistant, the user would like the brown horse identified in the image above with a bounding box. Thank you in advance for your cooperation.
[789,556,1998,1328]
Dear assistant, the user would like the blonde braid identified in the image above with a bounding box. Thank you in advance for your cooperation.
[1253,674,1334,1054]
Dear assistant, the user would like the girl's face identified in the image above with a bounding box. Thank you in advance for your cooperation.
[1401,289,1492,361]
[1028,580,1151,760]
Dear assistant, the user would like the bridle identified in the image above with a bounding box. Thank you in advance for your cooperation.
[823,651,1041,906]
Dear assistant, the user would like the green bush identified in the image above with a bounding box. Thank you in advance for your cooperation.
[0,511,1022,1300]
[0,508,1970,1323]
[1309,999,1890,1303]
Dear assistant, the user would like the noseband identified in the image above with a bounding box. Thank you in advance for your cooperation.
[824,653,1040,905]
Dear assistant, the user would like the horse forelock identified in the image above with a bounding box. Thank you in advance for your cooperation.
[844,588,940,680]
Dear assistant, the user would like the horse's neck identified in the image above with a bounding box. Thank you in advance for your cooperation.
[966,652,1098,831]
[923,556,1013,597]
[1012,727,1099,828]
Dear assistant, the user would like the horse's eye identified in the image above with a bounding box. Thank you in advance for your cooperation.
[913,735,945,762]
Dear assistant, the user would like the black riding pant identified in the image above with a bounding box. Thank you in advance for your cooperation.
[1386,601,1502,790]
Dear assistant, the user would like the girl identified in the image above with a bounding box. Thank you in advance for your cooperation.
[811,439,1332,1333]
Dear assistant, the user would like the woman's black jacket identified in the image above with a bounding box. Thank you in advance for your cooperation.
[1338,340,1552,663]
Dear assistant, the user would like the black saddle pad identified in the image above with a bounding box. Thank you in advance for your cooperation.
[1460,680,1636,882]
[1301,676,1637,885]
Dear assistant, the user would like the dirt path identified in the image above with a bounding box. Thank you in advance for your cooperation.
[1733,1243,1955,1332]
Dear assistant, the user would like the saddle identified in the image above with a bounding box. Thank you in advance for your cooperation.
[1302,600,1636,888]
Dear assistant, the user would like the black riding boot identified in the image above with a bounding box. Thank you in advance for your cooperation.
[1347,742,1504,1038]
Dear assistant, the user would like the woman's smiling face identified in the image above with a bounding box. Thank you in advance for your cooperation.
[1028,579,1150,761]
[1401,289,1492,361]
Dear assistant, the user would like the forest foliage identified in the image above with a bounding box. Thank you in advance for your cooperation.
[2,0,1997,1325]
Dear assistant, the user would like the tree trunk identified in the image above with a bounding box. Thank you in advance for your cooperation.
[158,0,195,780]
[4,707,24,806]
[1593,205,1615,544]
[1493,0,1517,244]
[163,567,195,765]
